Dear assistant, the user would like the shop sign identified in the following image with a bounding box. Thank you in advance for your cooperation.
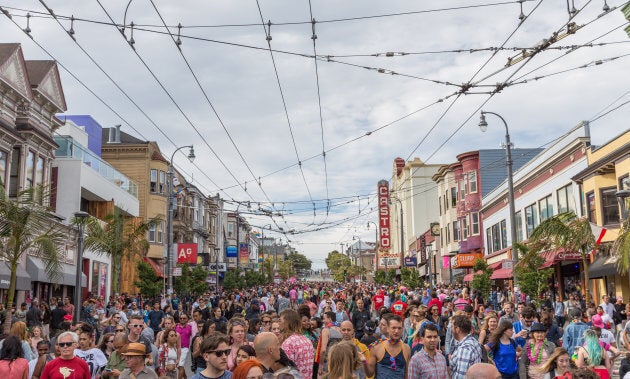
[556,250,582,261]
[377,180,391,250]
[177,243,198,264]
[404,257,417,267]
[453,253,483,268]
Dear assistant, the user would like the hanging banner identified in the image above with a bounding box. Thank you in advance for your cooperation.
[404,257,417,267]
[378,180,391,251]
[226,245,237,258]
[177,243,198,264]
[239,243,249,265]
[443,256,450,268]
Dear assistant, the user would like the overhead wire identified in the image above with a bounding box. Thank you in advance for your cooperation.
[146,0,287,232]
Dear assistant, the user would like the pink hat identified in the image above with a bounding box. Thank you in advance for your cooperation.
[591,314,604,328]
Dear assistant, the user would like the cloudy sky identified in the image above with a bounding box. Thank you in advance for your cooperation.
[1,0,628,268]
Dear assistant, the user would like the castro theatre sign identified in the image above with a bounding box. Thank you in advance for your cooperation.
[378,180,398,267]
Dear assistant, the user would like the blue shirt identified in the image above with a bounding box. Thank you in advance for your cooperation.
[513,320,529,348]
[490,340,518,375]
[562,321,589,356]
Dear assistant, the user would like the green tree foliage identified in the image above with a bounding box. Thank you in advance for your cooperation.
[244,270,268,286]
[373,270,389,285]
[513,243,554,306]
[285,252,312,273]
[278,259,294,280]
[134,261,162,298]
[262,257,274,281]
[470,258,493,301]
[174,264,210,298]
[528,212,595,303]
[82,210,158,294]
[325,251,352,282]
[401,267,422,288]
[0,186,66,334]
[614,200,630,272]
[223,270,245,290]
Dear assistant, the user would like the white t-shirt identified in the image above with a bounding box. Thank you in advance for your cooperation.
[600,328,616,345]
[75,348,108,379]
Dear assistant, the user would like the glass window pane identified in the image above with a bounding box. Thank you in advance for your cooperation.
[601,188,620,225]
[0,150,6,187]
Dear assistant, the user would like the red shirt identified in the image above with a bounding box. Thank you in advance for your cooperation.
[372,293,384,311]
[390,300,408,317]
[41,356,90,379]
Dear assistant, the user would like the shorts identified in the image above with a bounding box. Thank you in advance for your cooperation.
[179,347,189,367]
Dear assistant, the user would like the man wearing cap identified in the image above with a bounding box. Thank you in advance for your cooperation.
[40,331,90,379]
[119,342,158,379]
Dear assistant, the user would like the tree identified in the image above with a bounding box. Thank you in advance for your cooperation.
[82,210,158,294]
[278,259,294,280]
[0,186,67,335]
[325,251,352,282]
[285,252,312,273]
[222,271,245,290]
[174,264,210,298]
[401,267,422,288]
[470,258,493,301]
[134,261,162,298]
[613,202,630,272]
[529,212,596,303]
[245,270,268,287]
[513,243,554,307]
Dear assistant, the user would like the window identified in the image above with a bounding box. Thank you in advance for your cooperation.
[194,197,199,222]
[557,184,575,214]
[439,196,443,216]
[525,203,538,237]
[601,187,620,225]
[150,169,157,193]
[471,212,480,235]
[453,221,460,241]
[444,191,449,210]
[621,175,630,190]
[469,171,478,193]
[228,222,234,237]
[486,228,492,254]
[451,187,457,207]
[515,211,523,242]
[26,151,35,189]
[159,171,166,194]
[35,156,44,186]
[462,217,469,239]
[148,224,156,242]
[157,222,163,244]
[501,220,508,248]
[0,150,6,186]
[9,148,20,197]
[586,192,596,223]
[491,223,501,252]
[539,194,554,221]
[460,173,467,199]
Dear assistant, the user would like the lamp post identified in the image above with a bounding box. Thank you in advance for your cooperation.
[73,211,89,322]
[390,197,404,269]
[479,111,518,280]
[167,145,195,294]
[367,221,378,272]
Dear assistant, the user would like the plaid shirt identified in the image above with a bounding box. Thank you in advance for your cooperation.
[450,334,483,379]
[408,349,448,379]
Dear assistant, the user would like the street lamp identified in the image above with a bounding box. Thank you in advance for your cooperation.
[73,211,89,322]
[367,221,378,271]
[167,145,195,293]
[214,247,220,291]
[617,189,630,221]
[479,111,518,278]
[389,196,404,268]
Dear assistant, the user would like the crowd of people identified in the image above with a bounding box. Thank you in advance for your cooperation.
[1,282,630,379]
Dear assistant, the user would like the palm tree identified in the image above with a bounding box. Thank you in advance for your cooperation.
[528,212,596,303]
[613,202,630,272]
[82,209,158,294]
[0,186,67,335]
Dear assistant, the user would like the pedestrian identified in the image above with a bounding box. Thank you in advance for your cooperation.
[533,347,571,379]
[407,323,448,379]
[190,333,233,379]
[485,320,519,379]
[119,342,159,379]
[326,341,362,379]
[0,335,29,379]
[562,308,589,356]
[449,314,483,379]
[519,323,556,379]
[40,331,91,379]
[279,309,314,379]
[364,314,410,379]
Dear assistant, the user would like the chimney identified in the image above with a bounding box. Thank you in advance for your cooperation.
[394,157,405,177]
[115,124,121,143]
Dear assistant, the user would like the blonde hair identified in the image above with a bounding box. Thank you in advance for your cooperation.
[327,341,359,379]
[10,321,28,341]
[480,313,499,332]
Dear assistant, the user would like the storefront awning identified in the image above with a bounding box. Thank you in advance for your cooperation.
[144,257,165,278]
[0,262,31,290]
[588,255,618,278]
[541,249,582,268]
[488,261,504,270]
[26,256,86,287]
[463,272,474,282]
[491,268,513,280]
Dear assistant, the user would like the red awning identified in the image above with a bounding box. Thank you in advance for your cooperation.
[491,268,513,280]
[488,261,504,270]
[143,257,165,278]
[541,249,582,268]
[463,273,474,282]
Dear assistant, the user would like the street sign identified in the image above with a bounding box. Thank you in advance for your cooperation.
[172,267,182,276]
[208,263,227,272]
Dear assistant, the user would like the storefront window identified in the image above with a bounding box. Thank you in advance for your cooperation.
[601,187,619,225]
[557,184,575,214]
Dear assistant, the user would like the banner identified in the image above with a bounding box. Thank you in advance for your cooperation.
[239,243,249,265]
[453,253,483,268]
[177,243,198,264]
[404,257,417,267]
[443,256,450,268]
[377,180,391,250]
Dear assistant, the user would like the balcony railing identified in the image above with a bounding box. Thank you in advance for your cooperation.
[55,136,138,198]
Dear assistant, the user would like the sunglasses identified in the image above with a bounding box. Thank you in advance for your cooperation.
[389,356,397,370]
[58,342,74,348]
[130,324,143,328]
[115,329,125,332]
[262,321,271,324]
[206,349,231,357]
